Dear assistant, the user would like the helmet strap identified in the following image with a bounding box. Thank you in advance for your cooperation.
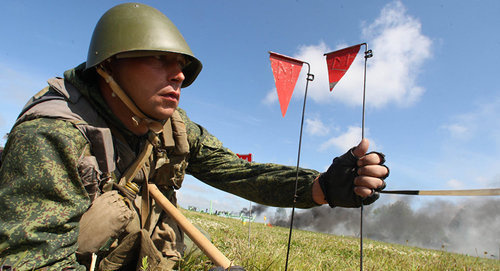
[96,65,164,134]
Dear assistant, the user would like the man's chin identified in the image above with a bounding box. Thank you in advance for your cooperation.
[149,108,177,121]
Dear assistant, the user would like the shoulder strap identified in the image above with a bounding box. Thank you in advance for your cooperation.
[16,77,115,174]
[16,78,107,128]
[167,110,189,155]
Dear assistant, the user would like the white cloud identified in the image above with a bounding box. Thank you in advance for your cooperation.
[446,179,464,189]
[362,0,432,108]
[305,117,330,136]
[320,126,362,152]
[436,98,500,192]
[441,123,471,139]
[284,0,431,109]
[442,97,500,143]
[319,126,381,153]
[290,42,334,104]
[262,88,278,105]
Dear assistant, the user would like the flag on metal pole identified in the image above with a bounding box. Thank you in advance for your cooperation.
[324,44,362,91]
[325,43,371,271]
[269,52,304,117]
[269,51,313,271]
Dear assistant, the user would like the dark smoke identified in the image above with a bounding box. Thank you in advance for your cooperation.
[239,204,269,216]
[251,204,269,216]
[271,198,500,258]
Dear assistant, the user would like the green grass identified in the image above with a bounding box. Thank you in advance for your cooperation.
[179,209,499,271]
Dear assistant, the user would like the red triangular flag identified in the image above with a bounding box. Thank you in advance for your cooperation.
[324,44,361,91]
[269,52,304,117]
[236,153,252,162]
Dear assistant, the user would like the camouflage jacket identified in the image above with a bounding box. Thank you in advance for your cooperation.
[0,63,320,270]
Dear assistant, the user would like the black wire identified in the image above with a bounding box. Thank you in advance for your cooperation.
[284,63,313,271]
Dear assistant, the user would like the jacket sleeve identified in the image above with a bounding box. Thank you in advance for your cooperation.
[179,109,321,209]
[0,118,89,270]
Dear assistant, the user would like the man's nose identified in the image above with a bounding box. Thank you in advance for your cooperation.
[167,63,185,85]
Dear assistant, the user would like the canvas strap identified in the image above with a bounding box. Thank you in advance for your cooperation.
[96,66,167,229]
[96,66,163,133]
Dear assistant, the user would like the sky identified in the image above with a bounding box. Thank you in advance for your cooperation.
[1,0,500,255]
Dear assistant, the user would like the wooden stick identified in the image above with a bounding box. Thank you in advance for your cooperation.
[89,253,97,271]
[148,184,232,269]
[380,188,500,196]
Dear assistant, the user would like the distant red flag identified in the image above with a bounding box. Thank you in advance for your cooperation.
[269,52,304,117]
[236,153,252,162]
[324,44,361,91]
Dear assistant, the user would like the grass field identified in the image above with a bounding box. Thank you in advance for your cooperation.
[179,209,499,271]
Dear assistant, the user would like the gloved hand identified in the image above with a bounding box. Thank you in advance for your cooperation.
[317,139,388,208]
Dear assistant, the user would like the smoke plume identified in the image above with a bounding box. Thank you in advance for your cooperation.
[271,198,500,258]
[239,204,269,216]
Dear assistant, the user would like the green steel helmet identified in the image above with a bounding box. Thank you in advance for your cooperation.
[86,2,202,87]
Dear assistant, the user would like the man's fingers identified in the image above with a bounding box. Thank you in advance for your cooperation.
[357,152,384,166]
[357,165,389,178]
[352,138,369,158]
[354,175,386,198]
[354,176,385,189]
[354,186,374,198]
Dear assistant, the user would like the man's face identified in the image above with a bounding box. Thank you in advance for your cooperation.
[109,52,186,120]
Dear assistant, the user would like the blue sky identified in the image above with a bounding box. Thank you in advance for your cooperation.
[1,0,499,217]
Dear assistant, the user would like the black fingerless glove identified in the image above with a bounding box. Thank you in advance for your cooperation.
[317,148,386,208]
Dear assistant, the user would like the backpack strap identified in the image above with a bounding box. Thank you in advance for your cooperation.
[16,77,116,175]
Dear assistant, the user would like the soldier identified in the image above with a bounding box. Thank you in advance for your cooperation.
[0,3,388,270]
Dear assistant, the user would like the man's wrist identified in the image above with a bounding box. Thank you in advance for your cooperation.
[312,177,327,205]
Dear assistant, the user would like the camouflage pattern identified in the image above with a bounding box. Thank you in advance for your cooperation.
[0,118,89,270]
[0,63,320,269]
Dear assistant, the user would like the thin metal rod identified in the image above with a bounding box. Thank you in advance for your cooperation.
[285,62,313,271]
[360,205,364,270]
[360,43,371,271]
[361,43,368,139]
